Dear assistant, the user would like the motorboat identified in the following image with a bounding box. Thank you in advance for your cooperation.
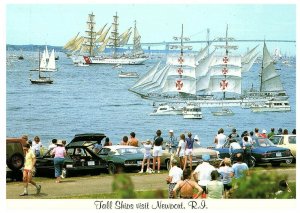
[182,104,202,119]
[118,71,139,78]
[250,100,291,112]
[75,62,89,67]
[212,108,234,116]
[150,104,183,116]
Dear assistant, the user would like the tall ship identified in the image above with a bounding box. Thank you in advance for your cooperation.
[64,12,148,65]
[129,25,279,108]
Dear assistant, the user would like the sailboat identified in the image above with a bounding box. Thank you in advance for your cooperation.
[29,47,56,84]
[67,12,147,65]
[249,42,290,112]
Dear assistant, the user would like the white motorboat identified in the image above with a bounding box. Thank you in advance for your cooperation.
[75,62,89,67]
[212,108,234,116]
[113,64,122,69]
[150,104,183,116]
[118,71,139,78]
[182,104,202,119]
[250,100,291,112]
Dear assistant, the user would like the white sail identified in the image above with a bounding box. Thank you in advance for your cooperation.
[147,65,170,92]
[132,21,144,56]
[210,55,241,67]
[47,49,56,70]
[167,66,196,79]
[208,76,241,94]
[45,46,50,61]
[166,55,196,67]
[40,50,47,69]
[261,42,284,92]
[195,43,211,64]
[162,77,196,95]
[195,49,216,78]
[242,45,259,64]
[131,62,161,89]
[242,52,259,73]
[141,65,169,91]
[209,66,241,78]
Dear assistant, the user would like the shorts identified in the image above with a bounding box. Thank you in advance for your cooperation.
[179,151,185,157]
[185,149,193,156]
[153,146,162,157]
[144,153,151,159]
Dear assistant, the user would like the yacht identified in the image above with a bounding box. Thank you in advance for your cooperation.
[250,100,291,112]
[118,71,139,78]
[150,104,183,116]
[182,104,202,119]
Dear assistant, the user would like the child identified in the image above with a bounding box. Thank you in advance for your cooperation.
[139,139,153,173]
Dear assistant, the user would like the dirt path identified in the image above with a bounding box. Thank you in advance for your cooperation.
[6,167,296,199]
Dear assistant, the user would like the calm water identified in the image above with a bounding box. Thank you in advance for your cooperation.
[6,51,296,148]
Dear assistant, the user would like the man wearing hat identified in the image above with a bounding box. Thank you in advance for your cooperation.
[166,159,183,198]
[19,143,41,196]
[168,130,178,154]
[192,154,216,195]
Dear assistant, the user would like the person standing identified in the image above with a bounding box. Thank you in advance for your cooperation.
[51,140,66,183]
[31,136,43,157]
[232,153,249,179]
[48,139,57,150]
[138,139,153,173]
[104,137,112,146]
[19,144,41,196]
[166,159,183,198]
[120,136,129,145]
[177,133,186,170]
[168,130,178,154]
[214,128,227,148]
[268,128,276,141]
[185,132,194,171]
[218,158,234,198]
[192,154,215,195]
[128,132,139,147]
[260,129,268,138]
[152,130,163,173]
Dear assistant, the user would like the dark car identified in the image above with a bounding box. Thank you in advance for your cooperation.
[6,138,27,181]
[35,133,107,177]
[213,137,293,167]
[98,145,146,174]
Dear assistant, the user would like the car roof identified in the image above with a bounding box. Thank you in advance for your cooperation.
[67,133,106,148]
[102,145,140,151]
[6,138,27,145]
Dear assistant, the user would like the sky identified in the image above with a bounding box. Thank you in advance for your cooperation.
[5,3,296,55]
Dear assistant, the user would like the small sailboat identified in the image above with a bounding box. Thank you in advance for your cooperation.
[29,48,56,84]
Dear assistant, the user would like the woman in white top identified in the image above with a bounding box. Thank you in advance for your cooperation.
[177,133,186,170]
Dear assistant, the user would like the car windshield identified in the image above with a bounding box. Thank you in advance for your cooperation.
[253,138,275,147]
[272,136,283,145]
[116,148,143,155]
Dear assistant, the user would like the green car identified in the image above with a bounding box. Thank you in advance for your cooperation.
[98,145,146,174]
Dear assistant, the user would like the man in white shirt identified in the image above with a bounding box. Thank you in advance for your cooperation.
[166,159,183,198]
[192,154,215,194]
[214,128,227,148]
[48,139,57,150]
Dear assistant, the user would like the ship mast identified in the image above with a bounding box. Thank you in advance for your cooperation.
[214,24,238,99]
[110,12,119,58]
[84,12,96,57]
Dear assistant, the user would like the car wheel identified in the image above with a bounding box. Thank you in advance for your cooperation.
[271,162,281,167]
[61,168,68,178]
[7,153,24,171]
[108,163,116,175]
[166,159,171,171]
[285,159,293,164]
[248,157,256,168]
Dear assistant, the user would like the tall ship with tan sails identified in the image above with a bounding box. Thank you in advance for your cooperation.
[64,12,147,65]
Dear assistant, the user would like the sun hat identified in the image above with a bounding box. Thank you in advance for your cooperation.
[194,135,199,141]
[56,140,63,146]
[262,129,267,134]
[146,139,151,144]
[169,130,173,133]
[171,158,178,165]
[202,154,210,161]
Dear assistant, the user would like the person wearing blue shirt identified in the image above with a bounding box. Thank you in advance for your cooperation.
[232,153,249,179]
[168,130,178,154]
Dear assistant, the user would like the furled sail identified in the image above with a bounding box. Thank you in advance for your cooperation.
[166,55,196,67]
[131,62,161,89]
[195,43,211,64]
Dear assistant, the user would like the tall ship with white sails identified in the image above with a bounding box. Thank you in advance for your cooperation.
[64,12,147,65]
[129,25,278,108]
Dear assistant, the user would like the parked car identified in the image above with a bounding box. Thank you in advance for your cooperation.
[158,142,221,170]
[214,137,294,167]
[6,138,27,181]
[272,135,296,159]
[97,145,146,174]
[35,133,107,177]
